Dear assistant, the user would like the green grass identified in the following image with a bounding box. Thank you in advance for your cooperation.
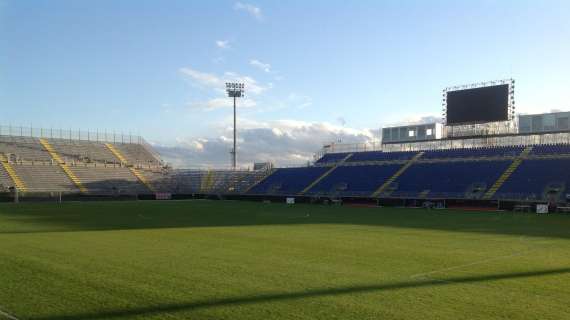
[1,200,570,319]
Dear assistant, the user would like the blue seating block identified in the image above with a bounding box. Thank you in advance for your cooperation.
[392,160,511,198]
[307,164,402,196]
[247,167,329,195]
[496,159,570,200]
[315,152,350,164]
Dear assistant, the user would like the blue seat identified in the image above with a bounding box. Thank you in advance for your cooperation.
[247,167,329,195]
[495,158,570,200]
[306,164,402,196]
[315,152,350,164]
[391,160,511,198]
[530,143,570,156]
[347,151,416,162]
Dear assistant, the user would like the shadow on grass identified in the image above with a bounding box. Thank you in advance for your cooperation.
[30,267,570,320]
[1,200,570,239]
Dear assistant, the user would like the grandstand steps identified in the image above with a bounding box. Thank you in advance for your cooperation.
[482,146,533,200]
[200,170,215,193]
[300,153,353,194]
[243,169,276,194]
[226,171,251,193]
[105,143,155,193]
[371,152,424,198]
[39,139,87,193]
[0,153,27,192]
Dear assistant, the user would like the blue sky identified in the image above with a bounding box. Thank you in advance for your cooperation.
[1,1,569,167]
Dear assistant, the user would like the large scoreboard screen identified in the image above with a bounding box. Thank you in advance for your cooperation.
[446,84,509,125]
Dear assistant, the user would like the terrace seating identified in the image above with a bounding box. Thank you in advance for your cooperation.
[0,136,52,162]
[391,160,511,198]
[529,143,570,156]
[495,158,570,200]
[70,165,150,194]
[346,150,416,162]
[166,170,269,195]
[422,146,523,160]
[306,164,402,196]
[114,143,162,167]
[49,139,118,164]
[0,135,165,195]
[315,152,351,164]
[0,168,13,191]
[247,167,329,195]
[12,163,78,192]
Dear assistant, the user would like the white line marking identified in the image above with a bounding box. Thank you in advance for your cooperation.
[0,307,19,320]
[410,236,543,280]
[410,249,531,279]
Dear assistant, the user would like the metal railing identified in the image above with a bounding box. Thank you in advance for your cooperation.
[315,131,570,158]
[0,125,145,145]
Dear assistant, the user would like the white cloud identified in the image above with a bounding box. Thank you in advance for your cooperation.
[288,93,312,109]
[179,67,267,96]
[189,97,257,111]
[250,59,271,73]
[215,40,230,49]
[179,68,223,89]
[387,114,442,127]
[153,119,377,169]
[234,2,263,20]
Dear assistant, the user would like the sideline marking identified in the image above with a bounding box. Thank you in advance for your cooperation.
[0,307,19,320]
[410,236,546,280]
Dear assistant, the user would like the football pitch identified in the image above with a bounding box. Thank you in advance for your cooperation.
[1,200,570,319]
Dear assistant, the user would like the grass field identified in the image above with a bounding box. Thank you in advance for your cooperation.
[1,200,570,319]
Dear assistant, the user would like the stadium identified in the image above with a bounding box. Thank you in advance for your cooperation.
[2,79,569,211]
[1,2,570,320]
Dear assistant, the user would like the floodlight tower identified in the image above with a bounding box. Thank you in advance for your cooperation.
[226,82,244,170]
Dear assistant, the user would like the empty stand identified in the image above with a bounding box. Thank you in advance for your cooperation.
[12,163,78,192]
[2,129,569,202]
[347,150,417,162]
[247,167,329,195]
[105,143,154,193]
[0,134,164,195]
[0,153,26,191]
[300,153,353,194]
[530,143,570,156]
[114,143,162,167]
[306,164,402,196]
[495,158,570,201]
[371,152,424,197]
[49,139,118,164]
[422,146,523,159]
[315,152,352,164]
[0,136,52,162]
[39,138,88,193]
[482,146,533,199]
[71,165,149,194]
[391,160,511,199]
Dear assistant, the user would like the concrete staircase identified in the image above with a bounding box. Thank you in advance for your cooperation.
[39,139,87,193]
[371,152,424,198]
[0,153,27,191]
[243,169,276,193]
[299,153,353,194]
[482,146,533,200]
[105,143,155,193]
[200,170,215,193]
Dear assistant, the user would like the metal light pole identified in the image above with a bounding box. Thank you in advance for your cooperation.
[226,82,244,170]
